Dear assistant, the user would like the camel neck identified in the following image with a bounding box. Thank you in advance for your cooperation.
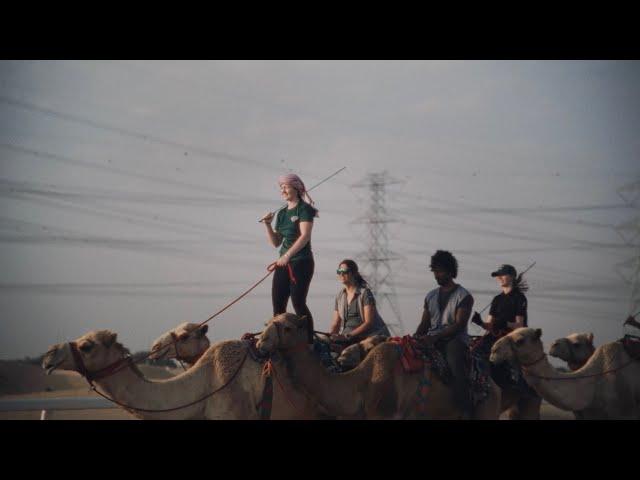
[521,354,597,412]
[283,345,363,417]
[94,361,210,420]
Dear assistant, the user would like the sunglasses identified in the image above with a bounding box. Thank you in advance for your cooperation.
[336,269,350,275]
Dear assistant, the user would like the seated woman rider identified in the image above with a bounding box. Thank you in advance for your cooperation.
[329,259,390,347]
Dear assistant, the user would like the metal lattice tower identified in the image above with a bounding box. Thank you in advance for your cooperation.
[352,171,405,335]
[614,179,640,317]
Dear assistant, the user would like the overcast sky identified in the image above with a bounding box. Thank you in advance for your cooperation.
[1,60,639,364]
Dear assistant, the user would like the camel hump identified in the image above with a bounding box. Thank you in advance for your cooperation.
[366,340,402,365]
[209,340,249,384]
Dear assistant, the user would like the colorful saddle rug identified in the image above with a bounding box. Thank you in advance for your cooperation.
[389,335,425,373]
[467,348,492,407]
[388,336,453,383]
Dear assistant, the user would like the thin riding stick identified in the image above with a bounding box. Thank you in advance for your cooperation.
[258,166,346,223]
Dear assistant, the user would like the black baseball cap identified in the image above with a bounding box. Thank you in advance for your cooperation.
[491,264,517,277]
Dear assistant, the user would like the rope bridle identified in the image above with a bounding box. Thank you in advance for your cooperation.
[66,339,249,414]
[513,338,640,381]
[168,331,205,370]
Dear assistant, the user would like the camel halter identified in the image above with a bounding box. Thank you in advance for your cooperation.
[69,341,133,384]
[520,343,640,381]
[269,318,311,354]
[169,331,205,370]
[520,352,547,369]
[69,340,250,414]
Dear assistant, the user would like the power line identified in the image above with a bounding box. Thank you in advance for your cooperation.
[0,95,279,173]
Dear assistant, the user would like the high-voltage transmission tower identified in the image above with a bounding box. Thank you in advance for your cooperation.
[352,171,405,336]
[614,179,640,319]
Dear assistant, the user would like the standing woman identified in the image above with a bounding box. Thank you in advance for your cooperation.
[262,174,318,341]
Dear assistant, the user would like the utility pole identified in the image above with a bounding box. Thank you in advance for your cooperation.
[352,171,405,335]
[614,179,640,318]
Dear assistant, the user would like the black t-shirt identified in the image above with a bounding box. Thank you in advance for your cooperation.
[489,289,528,331]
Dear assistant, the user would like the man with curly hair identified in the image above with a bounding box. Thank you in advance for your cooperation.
[415,250,474,418]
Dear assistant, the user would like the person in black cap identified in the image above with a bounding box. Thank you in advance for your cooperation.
[415,250,474,418]
[471,264,528,338]
[471,264,536,397]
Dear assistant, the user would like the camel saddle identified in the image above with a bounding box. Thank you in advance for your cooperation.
[388,336,452,383]
[389,335,425,373]
[621,334,640,360]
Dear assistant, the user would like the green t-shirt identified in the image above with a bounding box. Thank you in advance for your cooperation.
[275,201,315,262]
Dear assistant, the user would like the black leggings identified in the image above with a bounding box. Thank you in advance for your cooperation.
[272,257,314,339]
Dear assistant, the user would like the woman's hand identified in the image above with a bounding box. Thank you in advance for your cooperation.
[276,254,289,267]
[261,211,275,225]
[330,334,349,343]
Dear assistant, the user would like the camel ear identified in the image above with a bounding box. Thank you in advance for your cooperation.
[587,332,594,344]
[533,328,542,340]
[201,325,209,334]
[103,332,118,348]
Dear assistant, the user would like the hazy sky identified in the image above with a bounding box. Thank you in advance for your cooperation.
[1,60,639,364]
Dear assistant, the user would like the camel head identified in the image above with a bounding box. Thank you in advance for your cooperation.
[336,335,387,370]
[149,323,210,362]
[490,327,545,367]
[256,313,310,354]
[42,330,129,376]
[549,332,595,369]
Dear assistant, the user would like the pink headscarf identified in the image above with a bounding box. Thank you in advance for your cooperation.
[278,173,315,206]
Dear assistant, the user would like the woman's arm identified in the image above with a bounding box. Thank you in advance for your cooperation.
[346,304,377,339]
[329,310,342,335]
[276,221,313,266]
[263,212,282,248]
[507,315,525,330]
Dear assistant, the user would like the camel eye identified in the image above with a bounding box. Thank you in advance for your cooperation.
[79,342,94,352]
[515,338,525,346]
[283,326,292,333]
[178,333,189,341]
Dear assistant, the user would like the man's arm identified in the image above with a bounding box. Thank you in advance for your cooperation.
[415,308,431,336]
[430,295,474,343]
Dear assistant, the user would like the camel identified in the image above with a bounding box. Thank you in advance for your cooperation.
[490,328,640,419]
[549,333,595,371]
[42,329,327,420]
[150,323,210,367]
[337,333,539,420]
[256,313,501,419]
